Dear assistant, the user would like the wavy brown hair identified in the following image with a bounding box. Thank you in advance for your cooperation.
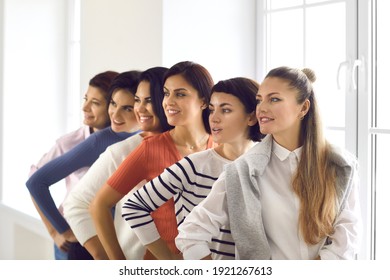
[265,66,337,245]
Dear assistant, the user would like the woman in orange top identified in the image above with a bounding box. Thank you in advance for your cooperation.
[90,61,214,259]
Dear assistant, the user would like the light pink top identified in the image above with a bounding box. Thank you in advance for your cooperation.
[29,125,91,214]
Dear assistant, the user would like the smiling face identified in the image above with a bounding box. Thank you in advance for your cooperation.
[108,89,139,133]
[134,80,161,134]
[209,92,255,145]
[82,86,110,131]
[162,74,206,127]
[256,77,309,146]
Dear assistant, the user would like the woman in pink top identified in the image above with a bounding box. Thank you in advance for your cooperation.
[28,70,118,260]
[90,61,215,260]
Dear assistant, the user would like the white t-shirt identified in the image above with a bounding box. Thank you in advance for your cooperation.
[63,133,145,259]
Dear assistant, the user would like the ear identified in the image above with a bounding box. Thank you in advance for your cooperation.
[247,111,258,126]
[200,98,208,110]
[300,99,310,119]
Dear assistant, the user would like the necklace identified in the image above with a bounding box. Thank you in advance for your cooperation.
[171,130,208,150]
[188,133,208,150]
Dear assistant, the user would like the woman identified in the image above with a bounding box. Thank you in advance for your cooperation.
[26,70,142,259]
[90,61,214,260]
[63,67,172,259]
[122,77,263,260]
[175,66,362,260]
[28,70,118,260]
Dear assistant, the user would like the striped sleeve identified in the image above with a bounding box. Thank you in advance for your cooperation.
[121,164,184,245]
[121,155,220,246]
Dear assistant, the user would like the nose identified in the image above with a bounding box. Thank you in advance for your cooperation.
[256,102,267,117]
[110,106,120,120]
[209,111,220,123]
[164,93,175,105]
[137,101,146,113]
[83,101,91,112]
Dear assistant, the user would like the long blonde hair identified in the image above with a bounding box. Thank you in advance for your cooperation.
[265,66,337,244]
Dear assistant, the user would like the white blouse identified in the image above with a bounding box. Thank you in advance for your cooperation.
[176,140,362,260]
[63,134,145,260]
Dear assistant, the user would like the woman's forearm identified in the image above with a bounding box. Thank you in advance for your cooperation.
[91,204,125,259]
[90,184,126,259]
[84,235,109,260]
[147,238,181,260]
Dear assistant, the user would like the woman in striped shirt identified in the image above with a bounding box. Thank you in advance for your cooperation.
[121,77,263,259]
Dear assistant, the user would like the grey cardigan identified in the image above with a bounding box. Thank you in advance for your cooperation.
[224,134,358,260]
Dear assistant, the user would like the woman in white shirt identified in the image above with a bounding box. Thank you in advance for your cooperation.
[175,66,362,260]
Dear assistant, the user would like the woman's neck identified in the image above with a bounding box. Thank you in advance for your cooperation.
[273,134,301,151]
[140,130,161,138]
[215,139,256,161]
[170,126,209,155]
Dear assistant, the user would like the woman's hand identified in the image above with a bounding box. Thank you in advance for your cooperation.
[52,230,72,252]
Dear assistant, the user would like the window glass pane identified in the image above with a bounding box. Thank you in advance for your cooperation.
[376,1,390,129]
[325,129,345,149]
[305,0,333,4]
[306,3,346,129]
[2,0,67,215]
[266,9,304,69]
[267,0,303,10]
[375,134,390,259]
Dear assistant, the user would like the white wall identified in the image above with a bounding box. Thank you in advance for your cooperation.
[162,0,257,82]
[80,0,164,96]
[0,205,53,259]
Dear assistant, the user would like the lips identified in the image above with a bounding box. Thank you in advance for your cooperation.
[166,109,180,115]
[138,116,152,123]
[211,127,222,135]
[84,114,94,120]
[259,117,274,124]
[112,119,125,126]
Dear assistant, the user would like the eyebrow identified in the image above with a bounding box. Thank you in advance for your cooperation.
[164,87,188,91]
[134,95,151,99]
[257,92,280,98]
[174,88,189,92]
[209,102,232,107]
[122,105,134,109]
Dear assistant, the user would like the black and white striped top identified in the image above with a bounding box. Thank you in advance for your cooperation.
[122,148,236,259]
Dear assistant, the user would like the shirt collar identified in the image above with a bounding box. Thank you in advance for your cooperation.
[272,139,303,161]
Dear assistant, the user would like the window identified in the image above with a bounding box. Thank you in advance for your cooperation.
[370,0,390,260]
[257,0,357,150]
[1,0,78,216]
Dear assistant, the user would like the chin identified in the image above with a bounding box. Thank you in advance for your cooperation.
[111,126,124,133]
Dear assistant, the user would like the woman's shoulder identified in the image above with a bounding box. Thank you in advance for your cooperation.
[328,143,358,169]
[235,136,272,163]
[187,148,229,165]
[106,134,143,155]
[142,131,172,145]
[55,126,90,148]
[223,137,272,177]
